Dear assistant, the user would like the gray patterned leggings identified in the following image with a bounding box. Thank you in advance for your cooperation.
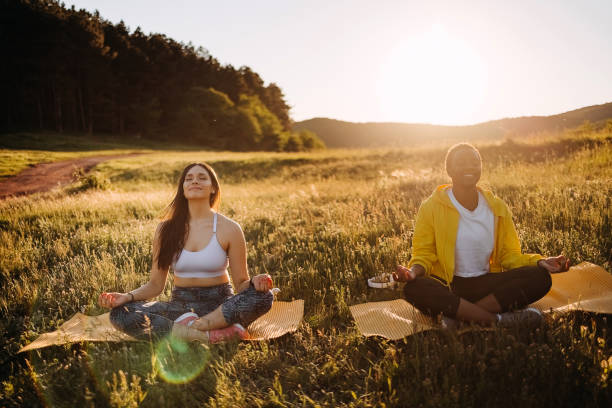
[109,283,273,340]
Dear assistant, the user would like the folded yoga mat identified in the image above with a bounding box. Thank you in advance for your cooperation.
[19,300,304,353]
[350,262,612,340]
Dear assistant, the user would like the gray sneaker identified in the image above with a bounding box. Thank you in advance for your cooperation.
[497,307,543,328]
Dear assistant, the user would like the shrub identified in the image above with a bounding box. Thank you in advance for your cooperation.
[71,168,111,192]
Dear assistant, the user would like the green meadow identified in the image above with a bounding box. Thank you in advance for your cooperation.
[1,130,611,407]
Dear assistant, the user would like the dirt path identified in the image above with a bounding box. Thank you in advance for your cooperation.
[0,153,142,199]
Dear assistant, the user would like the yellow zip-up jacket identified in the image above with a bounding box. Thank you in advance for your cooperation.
[408,184,542,286]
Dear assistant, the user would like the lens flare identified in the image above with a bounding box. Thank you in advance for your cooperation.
[153,336,210,384]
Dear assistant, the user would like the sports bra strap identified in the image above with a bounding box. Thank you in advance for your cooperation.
[213,212,217,233]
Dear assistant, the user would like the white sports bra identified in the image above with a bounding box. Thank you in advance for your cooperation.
[173,213,229,279]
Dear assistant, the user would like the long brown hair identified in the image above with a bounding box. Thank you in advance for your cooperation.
[157,163,221,270]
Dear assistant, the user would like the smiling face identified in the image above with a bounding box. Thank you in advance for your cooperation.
[447,147,482,189]
[183,165,214,201]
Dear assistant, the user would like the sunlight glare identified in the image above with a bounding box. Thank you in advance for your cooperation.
[377,25,488,125]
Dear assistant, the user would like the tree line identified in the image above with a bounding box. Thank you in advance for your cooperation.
[0,0,324,151]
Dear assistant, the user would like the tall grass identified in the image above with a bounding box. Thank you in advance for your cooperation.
[1,131,611,407]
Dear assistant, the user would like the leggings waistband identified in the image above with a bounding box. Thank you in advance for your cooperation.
[171,283,234,302]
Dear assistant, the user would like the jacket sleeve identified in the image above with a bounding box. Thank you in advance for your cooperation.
[408,199,438,275]
[498,205,543,270]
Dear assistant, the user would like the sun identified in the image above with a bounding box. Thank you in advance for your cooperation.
[376,25,488,125]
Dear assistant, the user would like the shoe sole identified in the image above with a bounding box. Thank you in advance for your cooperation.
[175,312,199,325]
[234,324,250,340]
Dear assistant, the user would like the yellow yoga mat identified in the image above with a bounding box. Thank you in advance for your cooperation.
[245,299,304,341]
[19,300,304,353]
[350,299,436,339]
[350,262,612,340]
[531,262,612,313]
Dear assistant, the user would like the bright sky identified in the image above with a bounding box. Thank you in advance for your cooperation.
[63,0,612,125]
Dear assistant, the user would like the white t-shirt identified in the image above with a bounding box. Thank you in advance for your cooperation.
[448,189,495,278]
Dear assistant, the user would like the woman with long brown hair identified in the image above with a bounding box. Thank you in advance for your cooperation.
[98,163,274,343]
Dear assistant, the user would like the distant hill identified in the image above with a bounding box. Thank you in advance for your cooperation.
[293,102,612,148]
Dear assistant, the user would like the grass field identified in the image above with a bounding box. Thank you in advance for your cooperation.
[1,130,611,407]
[0,132,220,179]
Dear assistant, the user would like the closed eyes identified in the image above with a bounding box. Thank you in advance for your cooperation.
[186,175,209,181]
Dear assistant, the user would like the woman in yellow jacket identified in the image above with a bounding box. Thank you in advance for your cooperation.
[393,143,570,326]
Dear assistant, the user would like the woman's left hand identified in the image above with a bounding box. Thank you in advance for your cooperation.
[251,274,273,291]
[538,255,571,273]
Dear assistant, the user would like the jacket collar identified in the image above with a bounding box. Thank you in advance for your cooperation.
[431,184,510,217]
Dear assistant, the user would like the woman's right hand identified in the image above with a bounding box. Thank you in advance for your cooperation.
[98,292,131,309]
[393,265,416,282]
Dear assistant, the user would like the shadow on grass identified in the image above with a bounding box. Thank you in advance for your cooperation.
[109,157,339,185]
[480,134,612,164]
[0,132,215,153]
[11,333,245,407]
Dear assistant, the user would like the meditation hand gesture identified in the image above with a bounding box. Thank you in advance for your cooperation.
[537,255,571,273]
[251,274,274,291]
[393,265,417,282]
[98,292,131,309]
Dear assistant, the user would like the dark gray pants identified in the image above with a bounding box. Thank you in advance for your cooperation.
[403,265,552,318]
[109,283,273,340]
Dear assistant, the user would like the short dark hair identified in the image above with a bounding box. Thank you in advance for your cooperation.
[445,142,481,175]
